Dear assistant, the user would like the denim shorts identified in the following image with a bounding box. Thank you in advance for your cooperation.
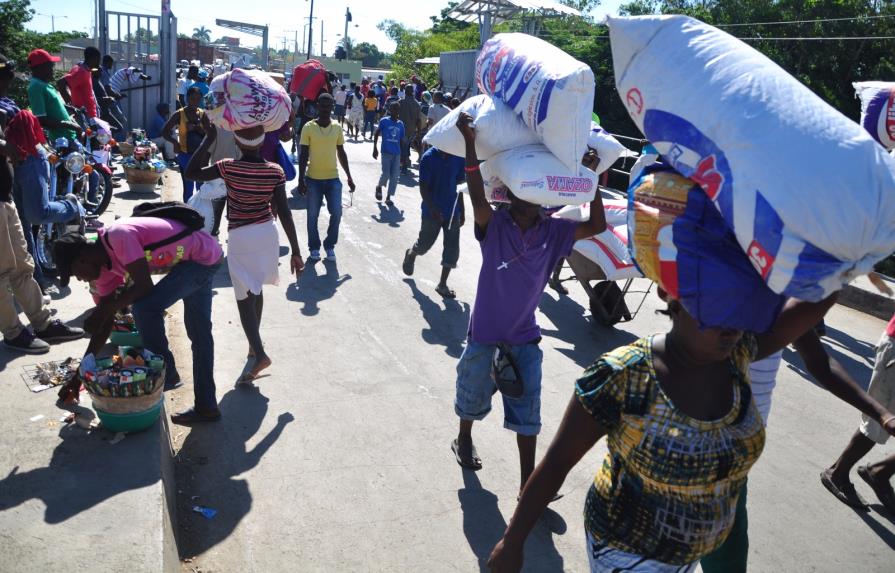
[454,340,543,435]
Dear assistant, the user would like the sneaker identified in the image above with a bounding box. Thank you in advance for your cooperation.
[34,319,86,343]
[42,294,51,305]
[309,250,321,260]
[40,283,60,296]
[325,248,336,260]
[4,329,50,354]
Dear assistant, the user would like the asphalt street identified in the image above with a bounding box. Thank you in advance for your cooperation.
[158,134,892,572]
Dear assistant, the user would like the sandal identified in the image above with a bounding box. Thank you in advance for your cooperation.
[820,469,869,509]
[451,438,482,470]
[857,465,895,514]
[435,284,456,299]
[171,407,221,425]
[375,186,383,201]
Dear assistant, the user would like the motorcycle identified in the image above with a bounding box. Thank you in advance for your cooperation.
[33,109,114,275]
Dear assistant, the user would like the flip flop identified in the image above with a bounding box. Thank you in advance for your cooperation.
[857,465,895,515]
[820,469,869,509]
[171,407,221,425]
[451,438,482,470]
[435,284,456,299]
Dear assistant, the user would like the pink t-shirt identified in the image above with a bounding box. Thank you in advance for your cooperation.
[93,217,222,298]
[887,313,895,338]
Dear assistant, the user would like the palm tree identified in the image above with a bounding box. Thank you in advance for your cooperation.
[192,26,211,44]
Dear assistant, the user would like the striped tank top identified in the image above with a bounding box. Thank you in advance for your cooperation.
[216,159,285,230]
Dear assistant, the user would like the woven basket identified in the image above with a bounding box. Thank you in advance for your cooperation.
[124,166,161,185]
[89,370,164,414]
[118,141,135,156]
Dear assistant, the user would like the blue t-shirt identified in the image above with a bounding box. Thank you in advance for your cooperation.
[147,113,166,139]
[420,147,466,220]
[378,117,404,156]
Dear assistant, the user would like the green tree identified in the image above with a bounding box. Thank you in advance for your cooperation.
[352,41,389,67]
[0,0,87,105]
[192,26,211,44]
[377,19,479,84]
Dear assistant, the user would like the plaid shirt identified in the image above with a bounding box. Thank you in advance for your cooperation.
[576,335,765,566]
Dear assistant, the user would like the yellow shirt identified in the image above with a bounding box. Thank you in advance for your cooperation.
[364,96,379,111]
[299,120,345,180]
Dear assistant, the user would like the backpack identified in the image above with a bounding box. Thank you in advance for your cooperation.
[130,201,205,251]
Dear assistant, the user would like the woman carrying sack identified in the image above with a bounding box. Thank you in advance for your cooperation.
[162,86,205,201]
[186,121,304,384]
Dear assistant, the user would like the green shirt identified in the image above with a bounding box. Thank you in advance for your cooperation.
[27,77,76,142]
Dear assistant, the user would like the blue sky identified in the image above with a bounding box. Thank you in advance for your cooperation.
[28,0,624,53]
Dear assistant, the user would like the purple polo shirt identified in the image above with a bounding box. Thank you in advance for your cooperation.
[469,209,577,345]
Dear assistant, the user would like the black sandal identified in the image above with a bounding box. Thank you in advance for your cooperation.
[171,407,221,425]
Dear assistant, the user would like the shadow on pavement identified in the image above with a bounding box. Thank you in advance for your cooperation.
[404,278,470,359]
[0,420,160,523]
[783,337,874,393]
[175,388,293,559]
[852,505,895,550]
[115,190,161,201]
[286,259,351,316]
[371,203,405,228]
[458,469,565,572]
[538,291,638,370]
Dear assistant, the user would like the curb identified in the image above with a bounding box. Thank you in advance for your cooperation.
[839,284,895,321]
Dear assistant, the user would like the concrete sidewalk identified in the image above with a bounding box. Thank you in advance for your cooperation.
[0,169,184,572]
[165,138,895,573]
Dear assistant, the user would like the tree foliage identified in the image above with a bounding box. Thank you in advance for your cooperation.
[352,41,390,68]
[377,19,479,85]
[192,26,211,44]
[0,0,87,106]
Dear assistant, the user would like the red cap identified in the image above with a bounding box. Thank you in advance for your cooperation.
[27,49,61,68]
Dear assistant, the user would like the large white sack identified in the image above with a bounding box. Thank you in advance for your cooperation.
[554,200,641,280]
[457,171,511,203]
[206,68,292,132]
[187,191,216,235]
[587,123,628,176]
[609,15,895,301]
[476,33,595,171]
[854,82,895,149]
[422,94,539,159]
[482,144,596,207]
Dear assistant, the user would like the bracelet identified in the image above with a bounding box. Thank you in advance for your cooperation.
[464,165,480,173]
[882,413,895,426]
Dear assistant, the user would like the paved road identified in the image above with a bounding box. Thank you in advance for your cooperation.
[165,136,895,572]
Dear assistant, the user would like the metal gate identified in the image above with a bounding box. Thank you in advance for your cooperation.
[98,7,177,132]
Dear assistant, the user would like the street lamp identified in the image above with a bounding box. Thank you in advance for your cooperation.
[37,12,68,33]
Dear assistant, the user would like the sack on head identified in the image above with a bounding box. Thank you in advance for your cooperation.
[477,33,595,172]
[206,68,292,132]
[481,144,596,207]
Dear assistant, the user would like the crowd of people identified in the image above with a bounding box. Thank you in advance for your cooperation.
[2,43,895,573]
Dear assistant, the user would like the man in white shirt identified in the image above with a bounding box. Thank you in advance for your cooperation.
[333,85,348,127]
[426,91,450,129]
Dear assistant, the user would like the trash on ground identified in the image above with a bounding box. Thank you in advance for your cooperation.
[29,414,44,422]
[191,505,217,519]
[22,358,80,392]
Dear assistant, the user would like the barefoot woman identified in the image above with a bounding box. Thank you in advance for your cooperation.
[187,122,304,383]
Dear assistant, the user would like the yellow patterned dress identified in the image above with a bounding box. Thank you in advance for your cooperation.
[575,335,765,567]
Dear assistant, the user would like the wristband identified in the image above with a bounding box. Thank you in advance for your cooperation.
[882,413,895,426]
[464,165,480,173]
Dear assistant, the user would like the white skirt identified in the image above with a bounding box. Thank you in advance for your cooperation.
[227,220,279,300]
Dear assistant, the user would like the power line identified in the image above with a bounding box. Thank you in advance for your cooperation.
[533,30,895,42]
[715,13,895,28]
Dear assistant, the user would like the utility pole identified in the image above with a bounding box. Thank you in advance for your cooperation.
[306,0,315,59]
[344,7,352,58]
[285,29,299,69]
[320,21,324,57]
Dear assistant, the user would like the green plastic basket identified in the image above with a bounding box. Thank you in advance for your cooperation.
[95,398,163,433]
[109,330,143,347]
